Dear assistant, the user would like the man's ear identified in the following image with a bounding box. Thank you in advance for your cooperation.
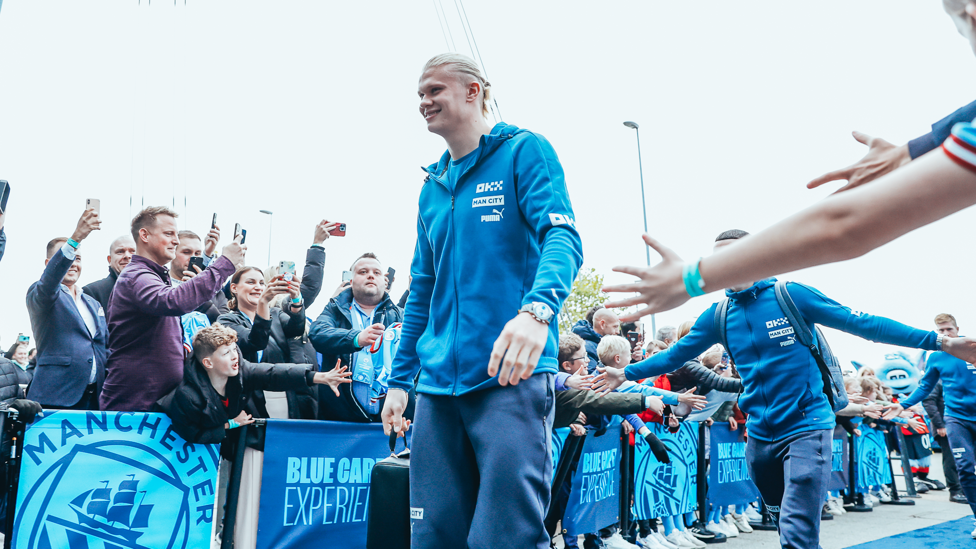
[201,357,213,369]
[139,227,150,244]
[44,258,50,267]
[466,81,482,104]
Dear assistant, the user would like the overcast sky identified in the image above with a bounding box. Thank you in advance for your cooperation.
[1,0,975,371]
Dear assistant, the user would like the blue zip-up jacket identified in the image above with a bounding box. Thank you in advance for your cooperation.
[389,122,583,396]
[624,278,940,442]
[899,350,976,422]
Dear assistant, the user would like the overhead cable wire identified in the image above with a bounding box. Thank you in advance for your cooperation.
[452,0,476,60]
[435,0,456,51]
[431,0,452,51]
[457,0,502,121]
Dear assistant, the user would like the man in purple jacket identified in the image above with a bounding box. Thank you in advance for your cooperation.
[100,206,244,411]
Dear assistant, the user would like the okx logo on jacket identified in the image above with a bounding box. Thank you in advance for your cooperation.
[13,411,219,549]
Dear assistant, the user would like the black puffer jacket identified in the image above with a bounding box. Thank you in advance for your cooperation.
[667,360,744,395]
[309,288,403,422]
[217,307,317,419]
[155,348,313,460]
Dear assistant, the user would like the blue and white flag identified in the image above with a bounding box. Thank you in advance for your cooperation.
[256,419,399,549]
[561,419,622,537]
[855,424,892,492]
[633,421,699,520]
[828,426,850,492]
[707,424,758,505]
[13,411,220,549]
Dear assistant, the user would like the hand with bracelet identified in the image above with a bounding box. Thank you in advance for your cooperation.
[226,410,254,430]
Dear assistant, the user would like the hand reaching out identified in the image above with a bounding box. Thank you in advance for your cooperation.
[313,359,353,396]
[807,132,910,194]
[565,365,594,390]
[677,387,707,410]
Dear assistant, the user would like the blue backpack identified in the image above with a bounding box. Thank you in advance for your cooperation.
[714,280,849,413]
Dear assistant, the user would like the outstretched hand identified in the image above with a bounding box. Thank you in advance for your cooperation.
[806,131,910,194]
[591,366,626,395]
[601,234,692,322]
[313,359,353,397]
[565,365,594,390]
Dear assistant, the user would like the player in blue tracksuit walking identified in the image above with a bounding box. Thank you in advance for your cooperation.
[382,53,583,549]
[885,313,976,539]
[593,229,974,549]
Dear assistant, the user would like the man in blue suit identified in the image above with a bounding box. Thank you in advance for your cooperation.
[27,208,107,410]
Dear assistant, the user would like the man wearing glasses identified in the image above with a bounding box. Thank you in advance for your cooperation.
[594,229,955,549]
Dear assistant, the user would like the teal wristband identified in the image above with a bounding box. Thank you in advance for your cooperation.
[681,259,706,298]
[66,238,80,249]
[227,419,239,429]
[291,297,302,305]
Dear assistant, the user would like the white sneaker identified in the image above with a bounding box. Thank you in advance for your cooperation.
[730,512,754,532]
[665,531,697,549]
[825,498,843,516]
[834,496,848,514]
[971,519,976,539]
[636,534,666,549]
[652,531,679,549]
[708,520,735,538]
[744,505,763,522]
[870,489,891,504]
[718,518,738,537]
[681,530,707,548]
[604,533,640,549]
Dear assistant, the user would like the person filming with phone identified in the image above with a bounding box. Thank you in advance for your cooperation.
[310,253,403,423]
[26,208,108,410]
[168,229,222,322]
[100,206,244,412]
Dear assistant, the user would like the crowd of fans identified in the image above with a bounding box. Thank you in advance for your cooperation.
[0,205,966,548]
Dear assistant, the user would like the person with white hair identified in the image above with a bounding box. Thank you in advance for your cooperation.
[382,53,583,548]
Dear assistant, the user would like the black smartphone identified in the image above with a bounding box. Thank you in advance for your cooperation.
[211,213,217,229]
[387,267,396,286]
[240,229,247,245]
[188,256,206,273]
[626,331,641,351]
[0,180,10,214]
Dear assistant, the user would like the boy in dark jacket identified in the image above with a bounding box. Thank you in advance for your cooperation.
[156,324,351,459]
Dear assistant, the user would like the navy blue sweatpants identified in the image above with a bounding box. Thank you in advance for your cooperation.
[409,373,555,549]
[746,429,831,549]
[945,416,976,518]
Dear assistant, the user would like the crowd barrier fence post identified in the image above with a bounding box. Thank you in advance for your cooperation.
[3,410,25,549]
[881,427,914,506]
[546,433,586,539]
[893,430,919,498]
[696,423,707,526]
[221,420,262,549]
[846,430,872,512]
[618,433,632,537]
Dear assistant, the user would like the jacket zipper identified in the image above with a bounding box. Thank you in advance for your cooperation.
[742,300,774,440]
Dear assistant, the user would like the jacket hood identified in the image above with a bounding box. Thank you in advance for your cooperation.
[726,278,777,303]
[424,122,524,177]
[572,319,601,344]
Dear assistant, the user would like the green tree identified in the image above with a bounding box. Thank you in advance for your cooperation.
[559,267,608,333]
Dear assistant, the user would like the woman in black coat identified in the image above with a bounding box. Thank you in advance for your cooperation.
[217,267,317,419]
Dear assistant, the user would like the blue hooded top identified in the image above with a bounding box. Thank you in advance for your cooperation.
[625,278,939,442]
[899,350,976,422]
[389,122,583,396]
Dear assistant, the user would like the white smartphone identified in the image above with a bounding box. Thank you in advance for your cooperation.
[86,198,100,214]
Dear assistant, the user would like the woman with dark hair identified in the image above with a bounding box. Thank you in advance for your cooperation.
[216,267,317,420]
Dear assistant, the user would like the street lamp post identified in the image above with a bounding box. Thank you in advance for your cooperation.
[623,121,655,337]
[259,210,273,267]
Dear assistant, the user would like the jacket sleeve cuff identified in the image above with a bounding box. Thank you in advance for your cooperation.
[387,378,412,392]
[908,133,938,160]
[305,370,316,386]
[555,371,570,392]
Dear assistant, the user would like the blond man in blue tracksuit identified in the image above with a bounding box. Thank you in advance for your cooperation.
[382,53,583,549]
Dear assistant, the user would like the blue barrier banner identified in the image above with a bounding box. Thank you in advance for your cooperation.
[562,421,622,537]
[633,421,698,520]
[828,426,849,492]
[551,427,571,473]
[855,424,892,492]
[256,419,396,549]
[707,425,758,505]
[13,411,220,549]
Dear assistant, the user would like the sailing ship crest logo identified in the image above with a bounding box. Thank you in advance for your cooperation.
[13,411,220,549]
